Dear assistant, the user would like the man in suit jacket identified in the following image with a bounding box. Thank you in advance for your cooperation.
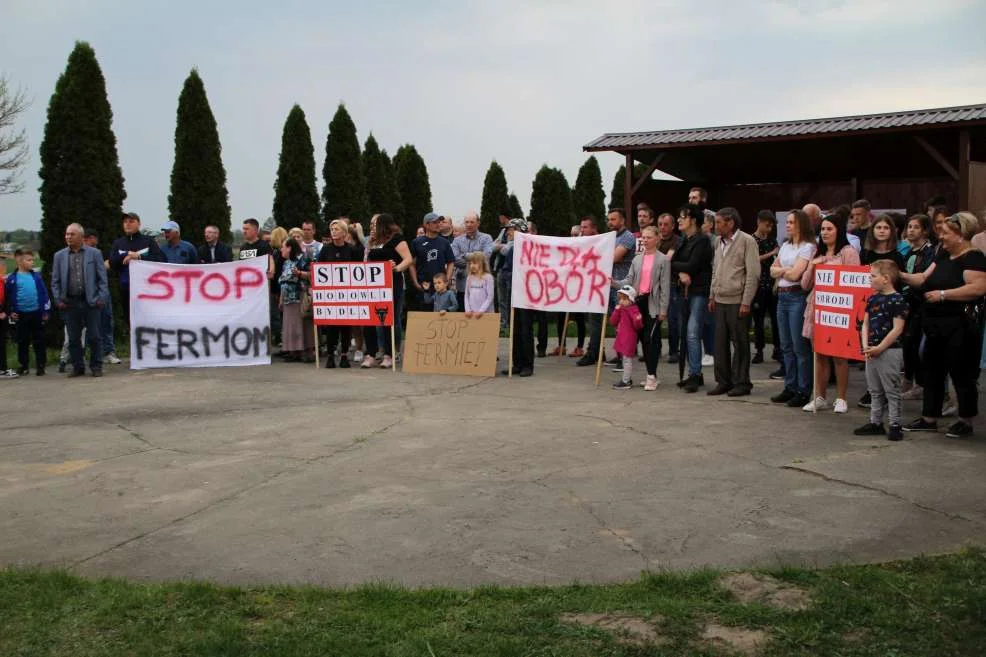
[51,223,110,377]
[197,224,233,264]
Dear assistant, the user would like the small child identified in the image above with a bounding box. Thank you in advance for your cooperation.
[609,285,644,390]
[5,249,51,376]
[854,261,908,441]
[463,252,494,318]
[422,272,458,315]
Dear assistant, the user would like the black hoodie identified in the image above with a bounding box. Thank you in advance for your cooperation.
[109,233,165,286]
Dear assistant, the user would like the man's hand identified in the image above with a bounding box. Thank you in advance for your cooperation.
[9,312,18,321]
[708,300,716,312]
[439,309,447,316]
[123,251,141,265]
[739,304,750,317]
[678,272,691,286]
[658,314,666,321]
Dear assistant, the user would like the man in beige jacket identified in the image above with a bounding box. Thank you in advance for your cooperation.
[708,208,761,397]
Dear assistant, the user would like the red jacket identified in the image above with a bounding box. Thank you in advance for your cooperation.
[609,303,643,357]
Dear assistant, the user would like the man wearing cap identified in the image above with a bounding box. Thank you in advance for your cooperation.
[451,211,494,312]
[52,223,109,377]
[198,224,233,264]
[159,221,198,265]
[409,212,455,311]
[499,218,534,377]
[109,212,165,331]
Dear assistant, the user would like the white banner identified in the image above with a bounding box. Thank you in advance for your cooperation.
[510,232,616,314]
[129,258,271,369]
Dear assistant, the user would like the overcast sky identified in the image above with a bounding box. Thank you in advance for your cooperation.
[1,0,984,233]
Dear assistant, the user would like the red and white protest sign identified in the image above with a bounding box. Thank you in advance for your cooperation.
[812,264,873,360]
[310,261,394,326]
[510,232,616,314]
[129,257,271,369]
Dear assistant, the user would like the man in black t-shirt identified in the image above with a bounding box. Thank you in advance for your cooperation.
[239,218,274,280]
[409,212,455,311]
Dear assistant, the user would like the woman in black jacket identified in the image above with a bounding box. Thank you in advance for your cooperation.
[670,205,713,393]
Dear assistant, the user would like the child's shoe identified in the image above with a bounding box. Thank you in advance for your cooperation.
[833,399,848,414]
[887,423,903,441]
[612,379,633,390]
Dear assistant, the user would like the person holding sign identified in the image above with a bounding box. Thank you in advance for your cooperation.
[362,213,413,369]
[109,211,165,331]
[315,219,365,368]
[503,218,535,378]
[800,215,860,413]
[901,212,986,439]
[463,252,495,317]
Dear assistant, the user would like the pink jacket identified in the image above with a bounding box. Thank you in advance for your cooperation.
[609,303,644,357]
[802,245,860,339]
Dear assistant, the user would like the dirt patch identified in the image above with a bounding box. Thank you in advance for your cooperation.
[702,623,768,655]
[560,613,667,647]
[720,572,811,611]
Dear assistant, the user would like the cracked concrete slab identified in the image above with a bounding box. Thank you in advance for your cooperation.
[1,338,985,586]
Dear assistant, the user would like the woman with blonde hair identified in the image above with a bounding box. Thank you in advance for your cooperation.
[268,227,289,347]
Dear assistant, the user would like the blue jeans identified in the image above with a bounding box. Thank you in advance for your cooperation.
[777,291,810,395]
[62,298,103,373]
[684,294,708,377]
[101,296,114,355]
[668,288,681,357]
[497,273,511,330]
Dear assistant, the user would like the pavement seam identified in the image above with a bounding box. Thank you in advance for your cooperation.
[781,465,977,523]
[574,414,670,443]
[569,490,651,570]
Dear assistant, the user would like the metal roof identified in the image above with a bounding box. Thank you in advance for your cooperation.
[584,103,986,151]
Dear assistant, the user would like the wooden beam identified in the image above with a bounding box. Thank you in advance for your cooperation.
[914,136,959,180]
[850,177,859,201]
[624,152,633,227]
[959,130,971,210]
[630,153,667,196]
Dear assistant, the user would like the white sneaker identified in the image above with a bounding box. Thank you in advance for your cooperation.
[104,353,122,364]
[643,375,658,391]
[901,385,923,400]
[353,350,364,363]
[802,396,830,412]
[833,398,848,414]
[1,369,20,379]
[360,355,377,368]
[379,355,393,368]
[701,354,714,367]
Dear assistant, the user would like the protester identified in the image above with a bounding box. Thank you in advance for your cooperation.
[492,211,513,330]
[300,220,322,261]
[804,203,860,252]
[901,212,986,438]
[751,210,780,365]
[277,238,310,362]
[198,224,233,264]
[861,214,905,270]
[109,211,164,329]
[854,261,908,440]
[239,218,275,280]
[653,212,682,364]
[159,221,198,264]
[671,205,713,393]
[770,209,816,408]
[439,215,454,241]
[451,211,493,311]
[463,252,494,317]
[410,212,455,313]
[900,214,936,400]
[708,208,760,397]
[564,216,600,359]
[268,227,288,348]
[800,214,860,413]
[850,200,874,242]
[314,219,364,368]
[362,213,412,369]
[609,285,644,390]
[502,218,535,377]
[82,229,119,364]
[4,249,51,376]
[422,272,458,314]
[614,225,670,391]
[578,209,636,367]
[52,223,109,377]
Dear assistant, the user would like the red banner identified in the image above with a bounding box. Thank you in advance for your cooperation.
[310,261,394,326]
[812,264,872,360]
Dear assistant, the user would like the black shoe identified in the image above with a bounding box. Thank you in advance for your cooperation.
[36,367,45,376]
[16,366,29,376]
[683,374,703,393]
[786,393,809,408]
[857,392,872,408]
[606,355,620,365]
[902,417,938,432]
[769,368,786,380]
[887,424,903,441]
[91,369,103,378]
[68,369,86,378]
[536,350,547,358]
[727,386,752,397]
[612,379,633,390]
[339,356,350,369]
[771,389,795,404]
[945,421,973,439]
[752,351,764,364]
[667,354,678,364]
[853,422,886,436]
[518,367,533,377]
[707,383,733,396]
[57,361,67,373]
[771,348,782,362]
[576,355,597,367]
[325,358,336,368]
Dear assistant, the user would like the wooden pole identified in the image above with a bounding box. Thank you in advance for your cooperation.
[594,315,606,387]
[313,322,320,369]
[560,312,570,354]
[508,307,515,377]
[391,324,397,372]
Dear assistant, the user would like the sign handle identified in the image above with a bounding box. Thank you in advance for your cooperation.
[391,324,397,372]
[560,312,570,354]
[508,307,515,377]
[594,313,606,387]
[313,322,320,369]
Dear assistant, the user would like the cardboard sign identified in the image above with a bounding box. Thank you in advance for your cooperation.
[812,264,873,359]
[129,258,271,369]
[510,232,616,314]
[401,312,499,377]
[310,261,393,326]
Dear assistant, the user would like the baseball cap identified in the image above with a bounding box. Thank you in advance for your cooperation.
[507,218,528,232]
[423,212,441,223]
[160,220,180,232]
[617,285,637,302]
[122,211,141,222]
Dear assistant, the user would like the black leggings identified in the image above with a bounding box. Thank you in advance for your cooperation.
[636,296,663,376]
[921,319,980,419]
[323,325,350,357]
[902,307,924,385]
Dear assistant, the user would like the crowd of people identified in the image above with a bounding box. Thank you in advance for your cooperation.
[3,193,985,439]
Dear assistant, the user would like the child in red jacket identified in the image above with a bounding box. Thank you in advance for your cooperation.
[610,285,643,390]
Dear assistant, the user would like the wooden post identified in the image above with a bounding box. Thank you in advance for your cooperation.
[390,325,397,372]
[313,322,320,369]
[959,130,971,211]
[624,152,634,230]
[560,312,570,355]
[508,307,515,377]
[594,318,606,387]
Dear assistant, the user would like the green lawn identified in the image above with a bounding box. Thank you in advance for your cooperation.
[2,549,984,656]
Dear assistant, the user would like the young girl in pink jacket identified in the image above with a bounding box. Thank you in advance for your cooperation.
[610,285,644,389]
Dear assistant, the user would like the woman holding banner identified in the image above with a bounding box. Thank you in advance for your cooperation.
[901,212,986,438]
[278,238,310,362]
[317,219,365,368]
[614,225,671,391]
[800,215,859,413]
[361,214,412,369]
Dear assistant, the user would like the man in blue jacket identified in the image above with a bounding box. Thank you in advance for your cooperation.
[109,211,164,331]
[52,223,110,377]
[159,221,198,264]
[4,248,51,375]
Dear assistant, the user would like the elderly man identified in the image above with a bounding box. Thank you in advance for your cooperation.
[198,224,233,264]
[804,203,860,251]
[707,208,760,397]
[159,221,198,264]
[52,223,109,377]
[451,211,494,311]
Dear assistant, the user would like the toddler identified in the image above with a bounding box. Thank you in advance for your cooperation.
[609,285,643,389]
[422,272,458,314]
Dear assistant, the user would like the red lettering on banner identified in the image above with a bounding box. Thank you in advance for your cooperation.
[172,270,205,303]
[521,243,609,308]
[137,266,266,303]
[138,271,175,300]
[200,273,231,301]
[234,267,265,298]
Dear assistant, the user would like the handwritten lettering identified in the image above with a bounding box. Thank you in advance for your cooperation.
[136,267,265,303]
[134,325,271,361]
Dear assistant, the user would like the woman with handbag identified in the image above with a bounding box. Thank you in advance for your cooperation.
[901,212,986,438]
[278,238,311,362]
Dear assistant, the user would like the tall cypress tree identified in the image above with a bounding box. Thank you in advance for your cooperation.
[609,163,648,213]
[479,160,510,236]
[272,104,320,232]
[393,144,432,231]
[529,166,574,237]
[572,155,605,221]
[363,134,403,220]
[508,193,523,219]
[169,69,230,244]
[39,42,125,283]
[321,103,368,226]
